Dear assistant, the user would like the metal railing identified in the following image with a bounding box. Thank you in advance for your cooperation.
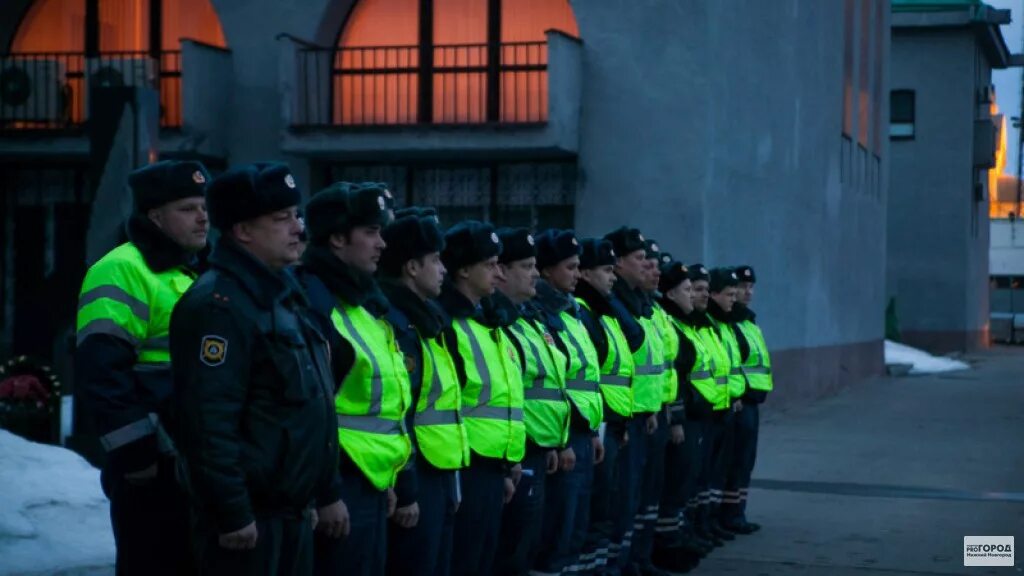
[294,41,549,128]
[0,51,182,132]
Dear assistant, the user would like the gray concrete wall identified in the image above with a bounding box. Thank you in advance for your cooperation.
[570,0,888,400]
[889,28,990,352]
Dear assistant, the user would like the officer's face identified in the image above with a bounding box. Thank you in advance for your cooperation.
[543,255,580,294]
[499,257,539,304]
[581,265,617,297]
[668,279,694,314]
[691,280,710,311]
[335,225,386,274]
[410,252,446,299]
[642,258,660,292]
[737,281,755,305]
[233,207,304,271]
[462,256,501,300]
[615,249,647,289]
[149,197,208,252]
[710,286,737,313]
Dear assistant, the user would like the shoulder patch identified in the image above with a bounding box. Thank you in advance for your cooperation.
[200,335,228,366]
[404,354,417,374]
[543,332,555,346]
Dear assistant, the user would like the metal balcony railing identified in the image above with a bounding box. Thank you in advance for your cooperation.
[293,41,549,128]
[0,51,183,132]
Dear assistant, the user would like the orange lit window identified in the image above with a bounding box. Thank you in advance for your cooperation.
[335,0,578,126]
[9,0,226,128]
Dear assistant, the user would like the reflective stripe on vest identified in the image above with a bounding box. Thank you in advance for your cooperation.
[598,315,634,417]
[631,316,665,413]
[76,242,193,452]
[509,318,571,448]
[708,315,747,400]
[454,318,526,462]
[558,310,603,430]
[412,335,471,470]
[332,304,412,490]
[737,320,774,392]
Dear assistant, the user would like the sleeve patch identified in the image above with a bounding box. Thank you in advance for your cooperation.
[200,335,228,366]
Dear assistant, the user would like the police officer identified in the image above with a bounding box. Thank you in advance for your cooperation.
[170,163,345,574]
[75,160,209,575]
[492,228,572,576]
[652,261,717,572]
[721,265,771,534]
[573,238,634,575]
[684,264,731,547]
[438,222,526,576]
[379,212,470,576]
[296,182,413,576]
[705,267,744,541]
[602,226,664,575]
[532,229,605,576]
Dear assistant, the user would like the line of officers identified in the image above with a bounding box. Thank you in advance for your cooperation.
[74,160,774,576]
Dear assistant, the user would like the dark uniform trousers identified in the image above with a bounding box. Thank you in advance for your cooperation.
[314,458,388,576]
[657,416,705,543]
[495,447,550,576]
[535,429,595,574]
[386,463,459,576]
[722,403,759,522]
[707,409,735,524]
[101,454,193,576]
[604,415,648,571]
[196,510,314,575]
[451,457,507,576]
[629,411,669,567]
[584,421,623,575]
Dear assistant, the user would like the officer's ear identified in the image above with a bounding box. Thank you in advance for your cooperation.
[404,257,421,280]
[328,231,348,251]
[147,207,164,228]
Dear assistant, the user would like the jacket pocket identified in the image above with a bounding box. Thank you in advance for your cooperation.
[268,330,317,404]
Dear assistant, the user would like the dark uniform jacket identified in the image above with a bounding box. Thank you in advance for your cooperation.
[170,238,341,534]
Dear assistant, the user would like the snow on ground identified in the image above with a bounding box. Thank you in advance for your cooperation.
[885,340,970,375]
[0,430,113,576]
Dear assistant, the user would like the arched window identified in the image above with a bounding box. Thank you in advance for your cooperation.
[333,0,578,125]
[7,0,226,127]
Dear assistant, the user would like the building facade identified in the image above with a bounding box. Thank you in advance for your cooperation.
[889,0,1019,353]
[1,0,890,407]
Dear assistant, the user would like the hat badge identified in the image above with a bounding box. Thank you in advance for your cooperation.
[377,195,386,210]
[700,267,707,274]
[192,171,206,184]
[610,249,617,257]
[527,234,535,246]
[731,272,738,280]
[661,255,670,263]
[384,189,393,199]
[285,174,296,189]
[638,233,645,242]
[571,237,578,246]
[744,270,752,277]
[652,243,659,252]
[490,232,500,244]
[681,265,689,274]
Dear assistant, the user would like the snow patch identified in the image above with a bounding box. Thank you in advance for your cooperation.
[0,429,114,575]
[884,340,970,375]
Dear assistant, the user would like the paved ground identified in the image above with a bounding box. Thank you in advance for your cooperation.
[694,346,1024,575]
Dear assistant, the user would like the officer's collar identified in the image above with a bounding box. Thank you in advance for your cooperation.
[706,297,734,324]
[126,213,199,273]
[611,274,645,318]
[437,280,479,320]
[208,237,303,309]
[732,302,757,323]
[480,290,520,328]
[300,244,380,310]
[534,279,573,316]
[574,277,615,318]
[379,279,445,339]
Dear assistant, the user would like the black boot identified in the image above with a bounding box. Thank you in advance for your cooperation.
[710,520,736,541]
